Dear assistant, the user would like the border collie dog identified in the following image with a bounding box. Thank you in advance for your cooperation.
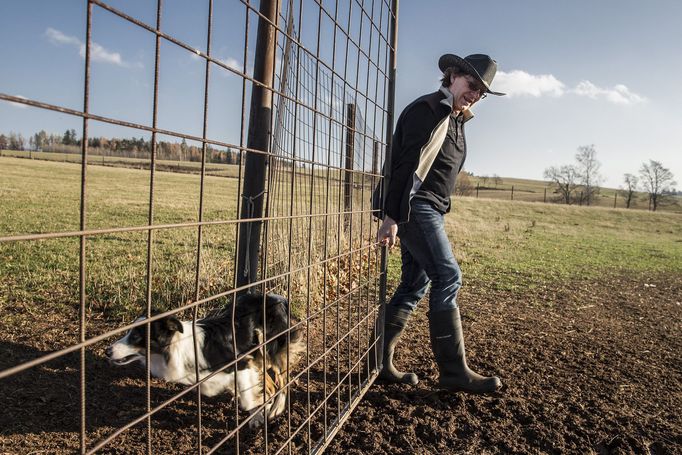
[106,293,304,427]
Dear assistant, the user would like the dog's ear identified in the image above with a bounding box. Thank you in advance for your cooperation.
[165,317,184,333]
[267,293,289,306]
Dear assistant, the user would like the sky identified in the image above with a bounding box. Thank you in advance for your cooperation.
[1,0,681,189]
[396,0,682,188]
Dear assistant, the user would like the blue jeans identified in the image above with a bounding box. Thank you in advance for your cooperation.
[388,198,462,314]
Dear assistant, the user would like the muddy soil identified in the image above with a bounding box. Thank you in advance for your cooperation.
[1,273,680,454]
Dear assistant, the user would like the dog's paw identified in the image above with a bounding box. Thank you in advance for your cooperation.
[248,409,265,429]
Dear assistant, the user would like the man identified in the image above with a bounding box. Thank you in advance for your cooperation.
[374,53,504,393]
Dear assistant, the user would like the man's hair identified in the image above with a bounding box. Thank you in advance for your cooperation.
[440,66,470,87]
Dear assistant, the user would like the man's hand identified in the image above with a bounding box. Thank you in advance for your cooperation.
[377,216,398,248]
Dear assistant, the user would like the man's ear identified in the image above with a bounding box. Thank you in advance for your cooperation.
[166,317,184,333]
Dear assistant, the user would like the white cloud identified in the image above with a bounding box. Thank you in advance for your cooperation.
[218,57,243,72]
[87,42,125,66]
[45,27,127,67]
[8,95,28,109]
[493,69,646,106]
[45,27,80,47]
[573,80,646,105]
[494,70,566,97]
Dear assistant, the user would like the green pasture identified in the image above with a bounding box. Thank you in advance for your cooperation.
[469,175,682,213]
[2,156,681,325]
[0,157,377,325]
[0,149,243,178]
[386,196,682,291]
[1,157,242,324]
[3,149,678,213]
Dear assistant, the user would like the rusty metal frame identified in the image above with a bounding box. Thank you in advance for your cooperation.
[0,0,398,452]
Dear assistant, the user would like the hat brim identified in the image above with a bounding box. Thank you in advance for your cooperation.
[438,54,505,96]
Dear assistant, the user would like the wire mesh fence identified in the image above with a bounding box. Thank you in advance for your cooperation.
[0,0,397,453]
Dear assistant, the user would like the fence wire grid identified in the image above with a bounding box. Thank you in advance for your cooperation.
[0,0,398,453]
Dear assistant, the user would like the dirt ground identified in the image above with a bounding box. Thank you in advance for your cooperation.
[328,273,682,455]
[1,273,680,454]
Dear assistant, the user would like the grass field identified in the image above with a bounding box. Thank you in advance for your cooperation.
[0,149,243,178]
[0,156,377,323]
[0,157,242,323]
[469,175,682,213]
[4,148,680,213]
[3,155,680,318]
[440,196,682,289]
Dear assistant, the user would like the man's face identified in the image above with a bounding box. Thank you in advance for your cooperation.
[448,74,486,112]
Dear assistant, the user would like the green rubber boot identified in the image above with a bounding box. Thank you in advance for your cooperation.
[379,306,418,385]
[429,308,501,393]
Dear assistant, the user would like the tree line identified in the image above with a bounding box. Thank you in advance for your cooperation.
[0,129,241,164]
[543,145,677,211]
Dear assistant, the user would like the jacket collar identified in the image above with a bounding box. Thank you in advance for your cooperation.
[438,86,474,122]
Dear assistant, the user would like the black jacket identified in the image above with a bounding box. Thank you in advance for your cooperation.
[373,88,472,224]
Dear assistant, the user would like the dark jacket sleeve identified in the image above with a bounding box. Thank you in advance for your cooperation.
[384,102,438,220]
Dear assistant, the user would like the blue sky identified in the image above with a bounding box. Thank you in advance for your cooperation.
[1,0,681,188]
[396,0,682,188]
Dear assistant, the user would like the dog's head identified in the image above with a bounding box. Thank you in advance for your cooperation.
[105,315,184,366]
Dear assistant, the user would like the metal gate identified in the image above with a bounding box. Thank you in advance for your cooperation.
[0,0,397,453]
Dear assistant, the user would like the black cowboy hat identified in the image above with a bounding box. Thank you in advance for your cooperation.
[439,53,505,96]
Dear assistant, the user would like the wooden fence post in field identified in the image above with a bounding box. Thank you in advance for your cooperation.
[344,103,356,229]
[236,0,280,290]
[614,192,617,208]
[372,140,379,176]
[544,187,547,203]
[476,182,479,198]
[371,139,379,189]
[511,185,514,200]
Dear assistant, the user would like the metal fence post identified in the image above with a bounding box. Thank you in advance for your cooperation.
[372,140,379,184]
[236,0,281,290]
[344,103,356,229]
[376,0,399,375]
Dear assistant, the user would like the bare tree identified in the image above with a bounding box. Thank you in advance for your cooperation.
[492,174,503,188]
[639,160,677,211]
[621,173,638,208]
[454,171,475,196]
[8,132,25,151]
[544,165,579,204]
[33,130,48,151]
[575,144,602,205]
[481,175,490,187]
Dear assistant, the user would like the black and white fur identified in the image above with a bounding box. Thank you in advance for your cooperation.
[106,293,304,427]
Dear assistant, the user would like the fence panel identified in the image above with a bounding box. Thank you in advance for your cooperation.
[0,0,397,453]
